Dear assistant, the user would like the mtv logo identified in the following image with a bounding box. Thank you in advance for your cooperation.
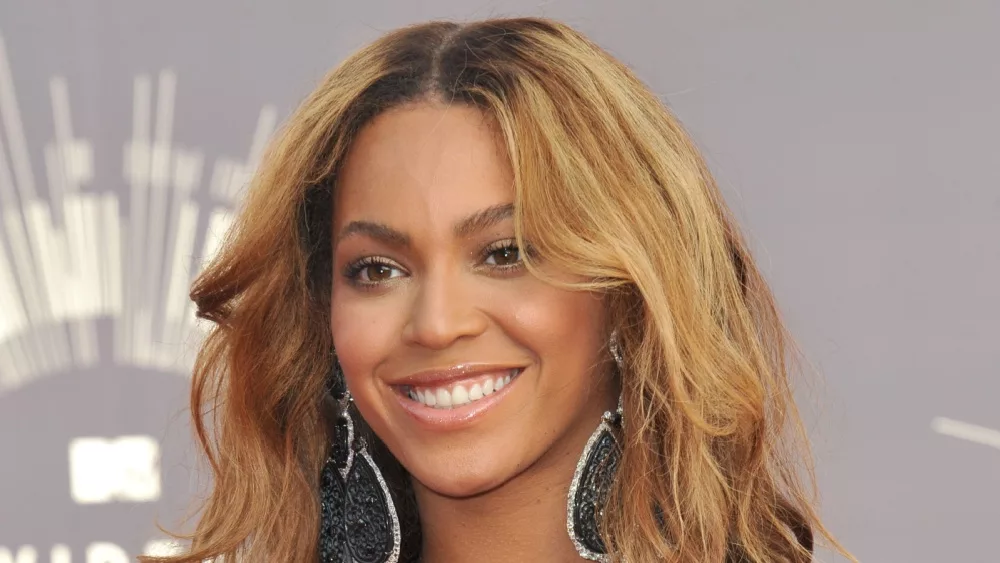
[68,436,161,504]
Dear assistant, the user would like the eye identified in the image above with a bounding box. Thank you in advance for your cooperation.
[360,263,400,282]
[483,242,522,267]
[344,257,406,285]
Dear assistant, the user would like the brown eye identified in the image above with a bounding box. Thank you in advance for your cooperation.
[346,257,405,285]
[485,245,521,267]
[363,264,396,282]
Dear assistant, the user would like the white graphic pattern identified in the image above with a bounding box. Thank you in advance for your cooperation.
[0,32,276,393]
[69,435,161,504]
[931,417,1000,451]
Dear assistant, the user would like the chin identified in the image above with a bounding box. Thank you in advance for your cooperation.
[417,472,502,499]
[405,448,525,499]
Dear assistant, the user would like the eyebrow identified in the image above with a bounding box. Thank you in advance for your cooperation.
[335,203,515,247]
[453,203,515,238]
[336,221,410,248]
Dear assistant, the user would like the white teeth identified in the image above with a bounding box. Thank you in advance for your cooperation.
[406,369,522,409]
[451,385,470,406]
[436,388,452,408]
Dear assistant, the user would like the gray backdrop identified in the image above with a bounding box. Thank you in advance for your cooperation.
[0,1,997,562]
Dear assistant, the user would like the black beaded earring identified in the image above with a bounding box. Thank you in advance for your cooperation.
[566,331,625,562]
[319,354,401,563]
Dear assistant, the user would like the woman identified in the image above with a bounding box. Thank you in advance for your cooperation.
[155,17,852,563]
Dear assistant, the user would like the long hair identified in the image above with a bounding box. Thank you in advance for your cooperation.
[148,17,853,563]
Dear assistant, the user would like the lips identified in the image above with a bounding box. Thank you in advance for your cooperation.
[389,365,526,428]
[403,368,520,409]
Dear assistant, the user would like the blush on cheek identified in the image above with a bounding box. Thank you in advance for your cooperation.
[331,330,375,388]
[330,334,369,396]
[330,289,401,378]
[506,283,607,359]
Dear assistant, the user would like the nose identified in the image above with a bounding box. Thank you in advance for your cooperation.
[401,265,488,350]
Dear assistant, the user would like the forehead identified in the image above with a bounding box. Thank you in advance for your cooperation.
[334,103,513,229]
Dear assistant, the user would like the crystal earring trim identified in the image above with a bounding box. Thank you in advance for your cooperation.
[566,405,622,562]
[567,331,626,561]
[609,330,624,371]
[320,363,401,563]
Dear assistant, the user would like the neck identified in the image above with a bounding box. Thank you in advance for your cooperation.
[412,419,599,563]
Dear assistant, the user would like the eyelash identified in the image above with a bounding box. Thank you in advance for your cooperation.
[342,239,527,289]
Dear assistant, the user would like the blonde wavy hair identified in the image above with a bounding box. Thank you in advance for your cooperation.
[149,16,853,563]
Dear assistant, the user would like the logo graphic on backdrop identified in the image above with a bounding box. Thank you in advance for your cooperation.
[931,417,1000,451]
[0,39,277,387]
[0,31,276,560]
[69,436,161,504]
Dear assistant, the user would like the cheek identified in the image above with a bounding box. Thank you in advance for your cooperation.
[330,287,404,392]
[500,280,607,369]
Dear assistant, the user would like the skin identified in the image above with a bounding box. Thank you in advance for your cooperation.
[330,101,617,562]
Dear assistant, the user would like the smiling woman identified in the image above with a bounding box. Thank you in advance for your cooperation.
[146,17,853,563]
[331,103,615,512]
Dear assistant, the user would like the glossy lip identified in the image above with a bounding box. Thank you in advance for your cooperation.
[390,365,526,430]
[389,363,524,387]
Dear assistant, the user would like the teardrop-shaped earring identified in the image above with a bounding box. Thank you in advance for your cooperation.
[319,355,401,563]
[566,330,625,562]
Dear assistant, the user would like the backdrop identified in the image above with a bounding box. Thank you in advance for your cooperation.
[0,2,997,562]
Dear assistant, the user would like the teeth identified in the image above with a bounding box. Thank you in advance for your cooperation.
[436,388,452,407]
[407,369,520,409]
[452,385,470,406]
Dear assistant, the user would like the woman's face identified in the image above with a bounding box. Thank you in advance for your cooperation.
[331,102,615,498]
